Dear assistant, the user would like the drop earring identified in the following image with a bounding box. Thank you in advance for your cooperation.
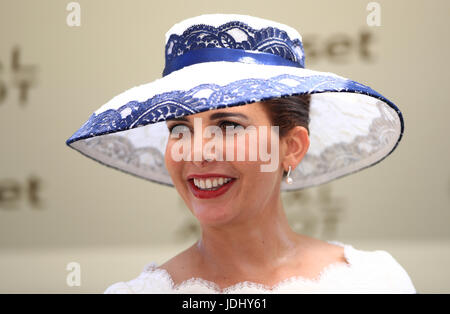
[285,165,293,184]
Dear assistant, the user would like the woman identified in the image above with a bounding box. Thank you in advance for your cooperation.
[66,13,416,293]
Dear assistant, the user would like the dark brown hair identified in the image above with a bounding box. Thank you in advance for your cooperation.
[262,93,311,137]
[261,93,311,177]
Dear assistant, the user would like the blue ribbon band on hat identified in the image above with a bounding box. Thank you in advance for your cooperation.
[162,47,303,77]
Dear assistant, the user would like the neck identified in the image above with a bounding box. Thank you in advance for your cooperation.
[194,194,303,278]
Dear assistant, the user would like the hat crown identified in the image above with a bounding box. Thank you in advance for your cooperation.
[164,14,305,74]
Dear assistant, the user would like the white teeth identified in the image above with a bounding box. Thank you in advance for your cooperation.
[192,177,234,190]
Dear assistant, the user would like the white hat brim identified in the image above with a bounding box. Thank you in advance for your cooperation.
[66,61,403,190]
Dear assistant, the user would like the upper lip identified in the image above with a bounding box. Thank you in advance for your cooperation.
[187,173,237,180]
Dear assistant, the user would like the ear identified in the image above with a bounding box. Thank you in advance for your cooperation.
[281,126,310,172]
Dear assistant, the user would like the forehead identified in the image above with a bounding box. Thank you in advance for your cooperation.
[167,101,266,122]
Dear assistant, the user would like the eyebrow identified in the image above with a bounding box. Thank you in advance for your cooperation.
[210,112,249,121]
[167,112,250,123]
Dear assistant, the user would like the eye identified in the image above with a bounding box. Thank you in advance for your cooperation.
[168,124,191,135]
[218,120,242,130]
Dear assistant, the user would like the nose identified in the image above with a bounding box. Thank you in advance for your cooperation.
[191,125,221,167]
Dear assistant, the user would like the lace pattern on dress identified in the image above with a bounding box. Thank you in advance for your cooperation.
[141,240,353,293]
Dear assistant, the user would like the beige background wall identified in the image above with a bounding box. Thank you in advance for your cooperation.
[0,0,449,293]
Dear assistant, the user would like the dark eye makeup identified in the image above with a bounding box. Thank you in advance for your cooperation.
[167,120,243,133]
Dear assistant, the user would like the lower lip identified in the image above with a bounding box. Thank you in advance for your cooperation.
[188,178,236,199]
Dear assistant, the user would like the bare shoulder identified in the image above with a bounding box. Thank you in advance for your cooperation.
[158,243,200,284]
[296,235,349,265]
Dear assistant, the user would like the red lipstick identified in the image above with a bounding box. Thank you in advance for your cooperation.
[187,176,236,199]
[187,173,236,180]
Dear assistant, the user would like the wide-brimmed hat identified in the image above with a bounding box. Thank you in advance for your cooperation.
[66,13,404,191]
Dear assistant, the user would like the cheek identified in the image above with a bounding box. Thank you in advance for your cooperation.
[237,132,279,185]
[251,163,278,187]
[164,142,172,168]
[165,141,182,178]
[239,126,279,166]
[243,127,280,189]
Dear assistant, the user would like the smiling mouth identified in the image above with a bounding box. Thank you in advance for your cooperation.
[192,177,233,190]
[187,177,236,199]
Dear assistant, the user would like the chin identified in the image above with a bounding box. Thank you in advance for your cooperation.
[191,204,235,226]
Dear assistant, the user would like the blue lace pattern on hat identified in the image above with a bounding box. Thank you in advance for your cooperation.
[65,19,405,190]
[66,74,399,145]
[165,21,305,69]
[66,22,401,144]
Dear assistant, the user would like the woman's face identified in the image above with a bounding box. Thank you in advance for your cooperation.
[165,102,288,226]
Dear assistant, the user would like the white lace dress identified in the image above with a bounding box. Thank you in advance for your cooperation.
[104,241,417,294]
